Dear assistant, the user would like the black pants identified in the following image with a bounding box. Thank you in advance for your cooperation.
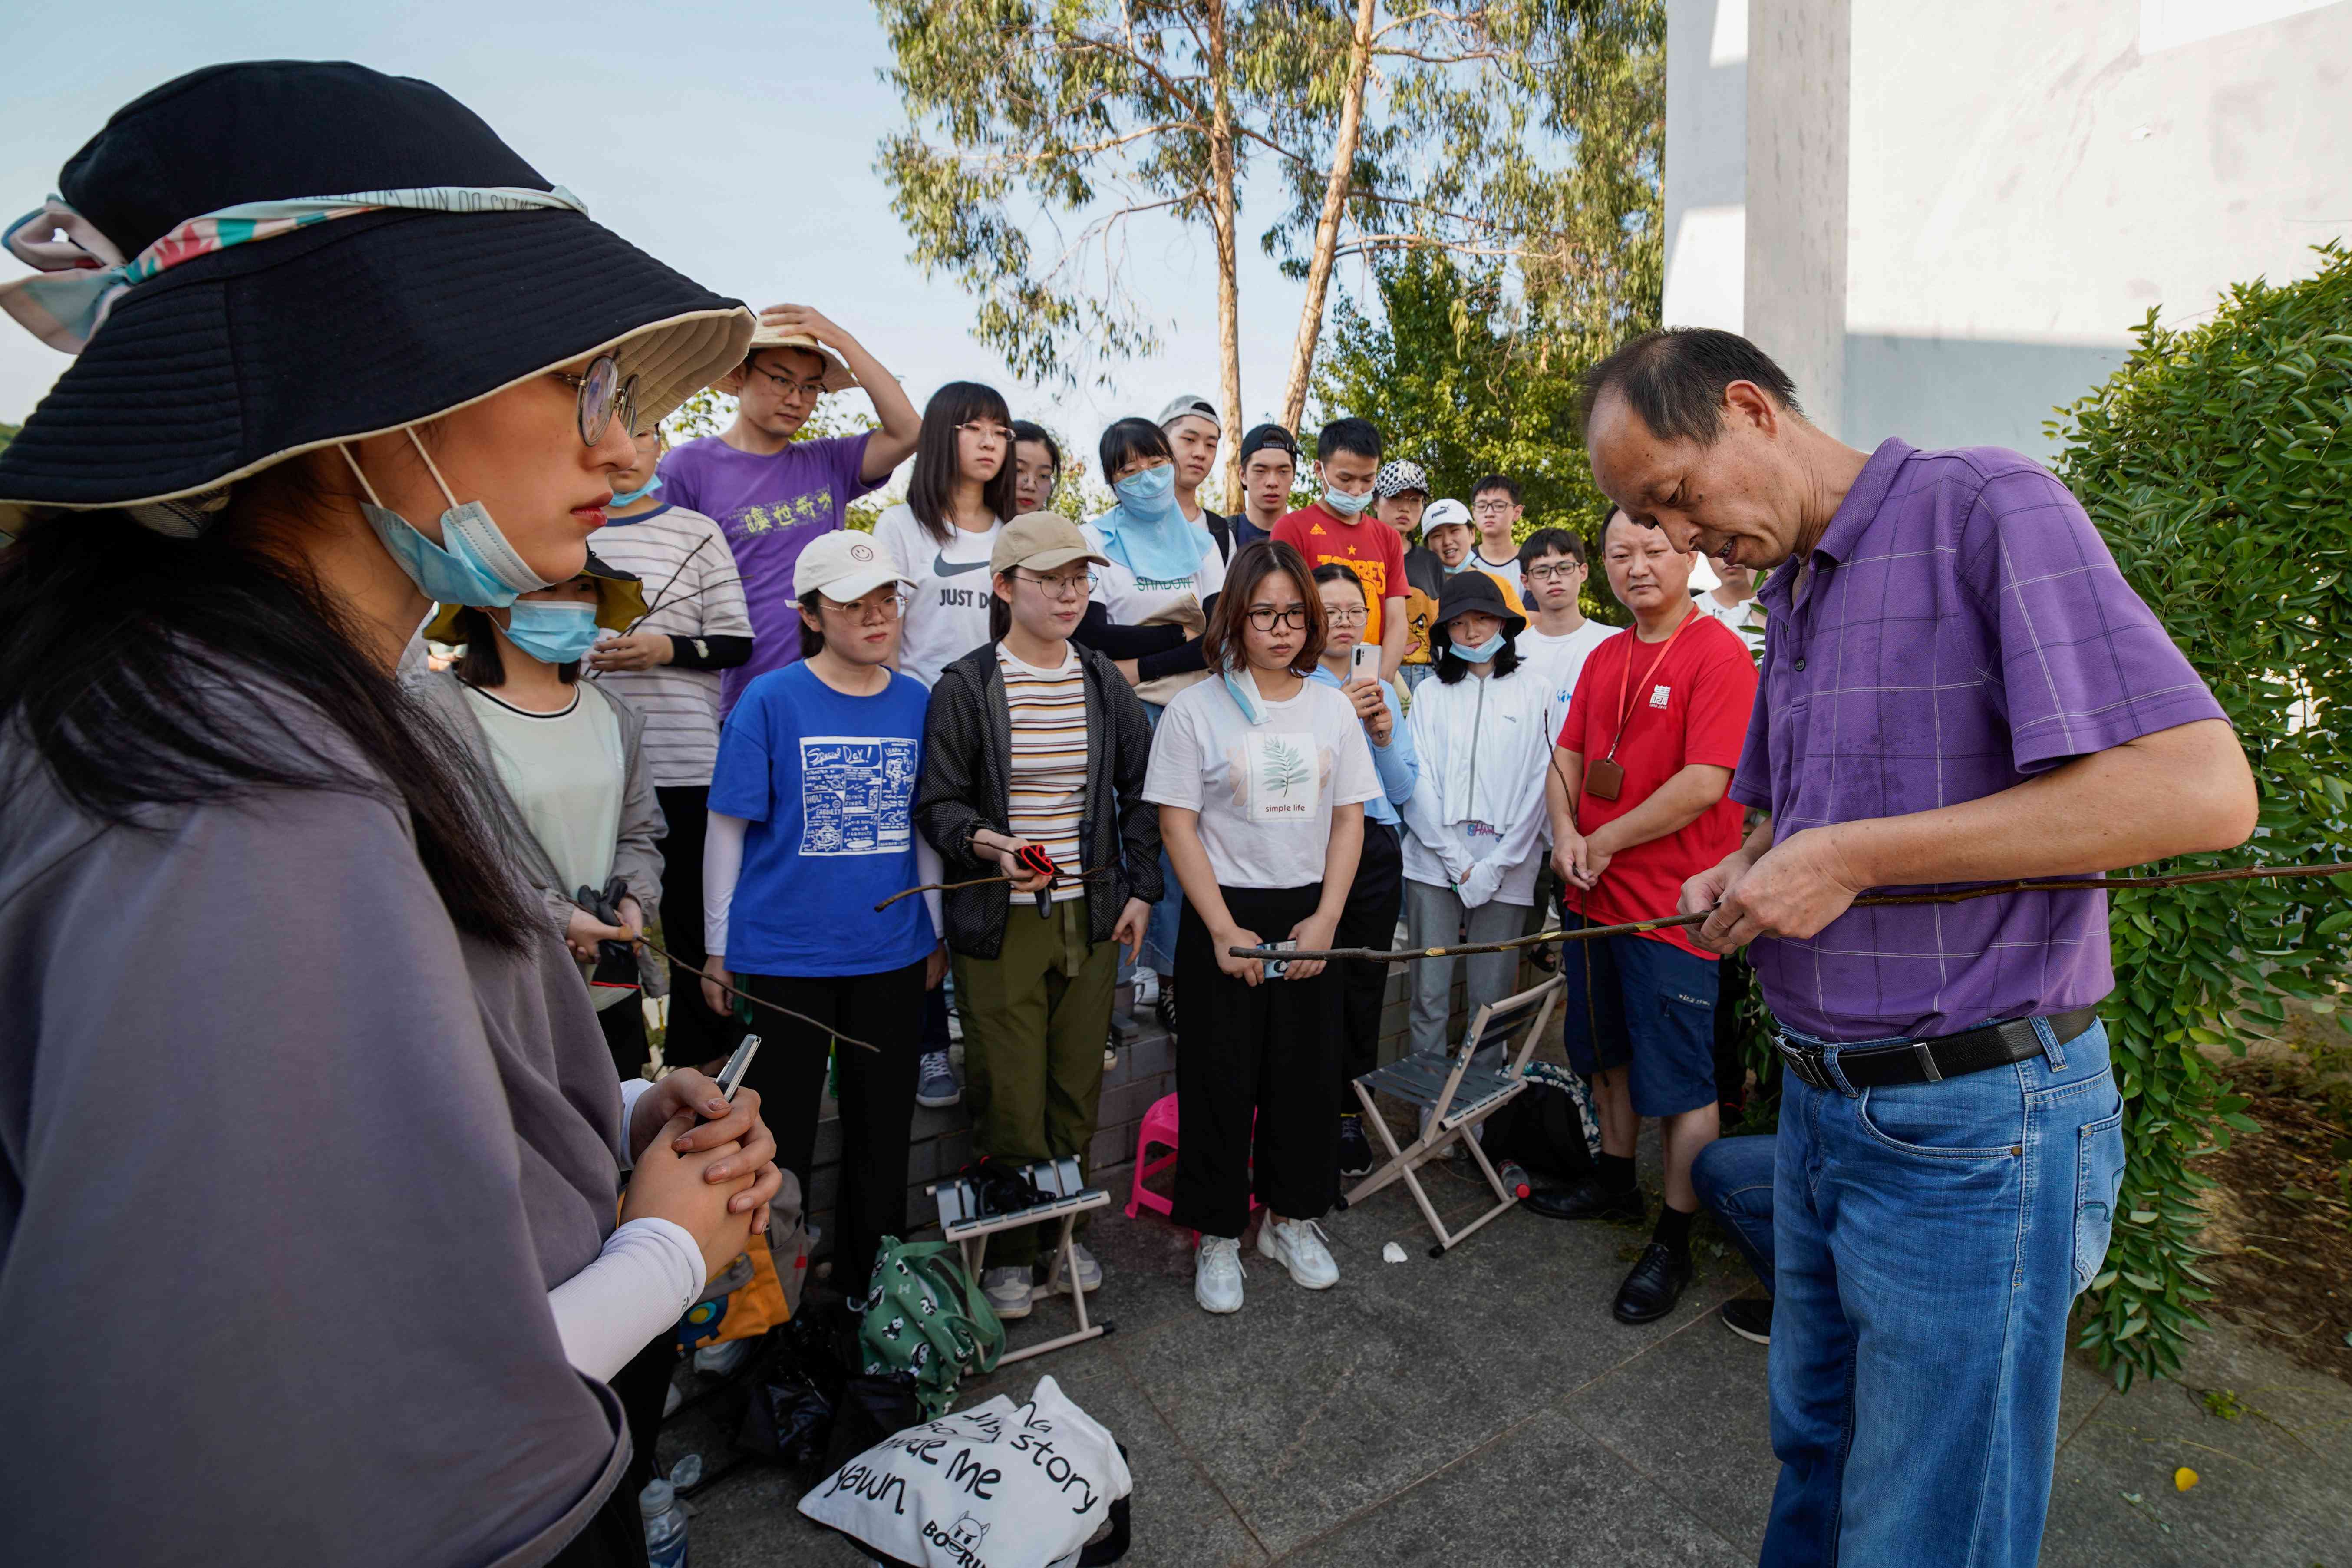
[1171,883,1343,1238]
[1333,821,1403,1111]
[736,961,925,1300]
[653,784,749,1071]
[1713,949,1753,1108]
[598,995,650,1081]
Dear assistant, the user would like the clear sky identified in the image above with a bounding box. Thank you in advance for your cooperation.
[0,0,1340,481]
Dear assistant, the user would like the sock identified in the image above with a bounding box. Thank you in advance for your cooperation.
[1596,1152,1637,1193]
[1653,1203,1696,1257]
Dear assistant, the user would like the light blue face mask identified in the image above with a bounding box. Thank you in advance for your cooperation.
[340,433,555,608]
[503,599,603,665]
[1321,481,1374,517]
[610,472,664,508]
[1450,630,1508,664]
[1112,462,1178,522]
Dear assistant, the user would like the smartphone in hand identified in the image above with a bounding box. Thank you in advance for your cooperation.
[1349,642,1379,685]
[1263,939,1299,980]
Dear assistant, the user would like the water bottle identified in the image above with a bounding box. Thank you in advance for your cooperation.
[1499,1160,1533,1200]
[641,1477,688,1568]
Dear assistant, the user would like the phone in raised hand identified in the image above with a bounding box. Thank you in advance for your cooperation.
[717,1035,763,1101]
[1349,642,1380,685]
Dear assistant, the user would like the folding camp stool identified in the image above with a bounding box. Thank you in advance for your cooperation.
[1337,974,1564,1257]
[929,1157,1114,1365]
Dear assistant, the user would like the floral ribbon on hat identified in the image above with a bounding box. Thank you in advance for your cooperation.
[0,185,589,353]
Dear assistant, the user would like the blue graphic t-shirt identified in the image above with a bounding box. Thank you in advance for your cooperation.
[707,661,934,977]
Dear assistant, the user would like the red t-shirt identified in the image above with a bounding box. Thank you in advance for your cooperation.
[1556,610,1758,957]
[1273,501,1407,649]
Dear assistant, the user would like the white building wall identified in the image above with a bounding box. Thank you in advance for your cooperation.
[1663,0,2352,458]
[1660,0,1751,332]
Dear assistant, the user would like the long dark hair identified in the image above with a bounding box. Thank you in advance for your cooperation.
[448,606,581,687]
[907,381,1016,544]
[1201,540,1325,676]
[0,488,537,949]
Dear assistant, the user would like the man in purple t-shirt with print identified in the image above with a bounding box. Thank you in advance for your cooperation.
[659,304,921,713]
[1581,329,2256,1568]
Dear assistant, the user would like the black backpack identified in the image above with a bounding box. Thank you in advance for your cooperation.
[1481,1064,1597,1183]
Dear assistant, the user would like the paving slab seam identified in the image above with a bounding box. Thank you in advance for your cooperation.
[1258,1306,1735,1563]
[1550,1306,1769,1557]
[1102,1332,1279,1566]
[2052,1382,2114,1455]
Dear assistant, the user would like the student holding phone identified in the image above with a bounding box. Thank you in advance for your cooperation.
[1143,541,1381,1315]
[1308,563,1418,1178]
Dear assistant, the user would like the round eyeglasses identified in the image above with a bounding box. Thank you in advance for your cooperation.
[550,353,640,447]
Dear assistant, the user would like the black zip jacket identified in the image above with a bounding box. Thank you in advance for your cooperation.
[913,640,1164,959]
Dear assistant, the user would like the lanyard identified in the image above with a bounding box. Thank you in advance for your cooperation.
[1603,600,1694,763]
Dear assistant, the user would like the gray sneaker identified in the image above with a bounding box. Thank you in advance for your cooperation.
[916,1049,961,1109]
[982,1266,1035,1320]
[1039,1241,1104,1295]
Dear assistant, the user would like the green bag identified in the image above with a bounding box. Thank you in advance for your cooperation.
[857,1236,1005,1418]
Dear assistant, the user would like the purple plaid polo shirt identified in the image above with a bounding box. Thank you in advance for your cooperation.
[1729,439,2226,1043]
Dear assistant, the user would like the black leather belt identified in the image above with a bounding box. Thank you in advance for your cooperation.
[1776,1006,2099,1092]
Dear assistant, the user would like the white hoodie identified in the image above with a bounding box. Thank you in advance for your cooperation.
[1397,657,1554,907]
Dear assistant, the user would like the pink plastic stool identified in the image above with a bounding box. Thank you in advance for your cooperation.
[1124,1092,1261,1225]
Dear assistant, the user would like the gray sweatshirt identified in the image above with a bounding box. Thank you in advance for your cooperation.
[0,696,632,1565]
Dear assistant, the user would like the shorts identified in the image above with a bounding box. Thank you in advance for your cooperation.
[1558,924,1721,1117]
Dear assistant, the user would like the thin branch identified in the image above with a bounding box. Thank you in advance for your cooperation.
[1228,862,2352,964]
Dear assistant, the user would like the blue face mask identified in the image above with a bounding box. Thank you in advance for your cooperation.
[610,472,664,508]
[1321,482,1374,517]
[503,600,603,665]
[342,433,554,608]
[1450,630,1508,664]
[1112,463,1178,522]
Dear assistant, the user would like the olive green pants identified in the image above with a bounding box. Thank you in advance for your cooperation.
[951,895,1121,1267]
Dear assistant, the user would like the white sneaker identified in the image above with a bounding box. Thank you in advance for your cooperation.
[1040,1241,1103,1295]
[1194,1236,1245,1314]
[1257,1217,1339,1290]
[982,1265,1035,1320]
[1129,969,1160,1008]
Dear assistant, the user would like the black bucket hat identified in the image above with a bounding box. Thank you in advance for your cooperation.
[1433,568,1527,642]
[0,60,754,531]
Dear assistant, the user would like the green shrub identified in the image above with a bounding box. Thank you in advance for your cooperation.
[2047,241,2352,1388]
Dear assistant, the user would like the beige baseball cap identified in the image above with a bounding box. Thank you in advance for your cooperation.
[745,322,858,391]
[991,511,1112,575]
[792,530,914,605]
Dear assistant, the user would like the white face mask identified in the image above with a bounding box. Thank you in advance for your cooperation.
[341,431,555,607]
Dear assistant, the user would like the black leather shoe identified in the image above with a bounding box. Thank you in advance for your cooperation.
[1613,1242,1694,1324]
[1523,1178,1644,1224]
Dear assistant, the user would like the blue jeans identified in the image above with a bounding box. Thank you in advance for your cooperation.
[1690,1133,1775,1294]
[1762,1017,2125,1568]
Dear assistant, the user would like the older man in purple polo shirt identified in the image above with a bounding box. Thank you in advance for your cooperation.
[1579,328,2256,1568]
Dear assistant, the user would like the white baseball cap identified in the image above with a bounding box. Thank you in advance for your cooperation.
[792,529,914,606]
[1421,498,1473,537]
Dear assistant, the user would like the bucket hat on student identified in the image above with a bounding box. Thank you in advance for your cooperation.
[0,60,755,533]
[991,511,1111,575]
[1432,564,1527,642]
[423,549,648,644]
[744,321,858,392]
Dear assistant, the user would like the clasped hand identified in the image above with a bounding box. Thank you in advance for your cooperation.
[1677,826,1864,954]
[622,1070,785,1280]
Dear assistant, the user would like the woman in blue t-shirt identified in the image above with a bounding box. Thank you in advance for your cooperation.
[702,531,947,1301]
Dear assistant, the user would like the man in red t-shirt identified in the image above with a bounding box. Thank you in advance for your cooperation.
[1529,509,1758,1325]
[1272,417,1407,679]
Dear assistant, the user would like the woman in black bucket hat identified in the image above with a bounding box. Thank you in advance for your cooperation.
[0,63,768,1566]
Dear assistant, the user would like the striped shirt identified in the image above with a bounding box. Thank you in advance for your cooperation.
[997,644,1089,903]
[586,504,752,788]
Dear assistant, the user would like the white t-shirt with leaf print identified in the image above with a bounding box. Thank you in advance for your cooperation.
[1142,670,1382,890]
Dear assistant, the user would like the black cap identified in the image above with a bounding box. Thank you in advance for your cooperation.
[1238,423,1299,465]
[1433,568,1527,641]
